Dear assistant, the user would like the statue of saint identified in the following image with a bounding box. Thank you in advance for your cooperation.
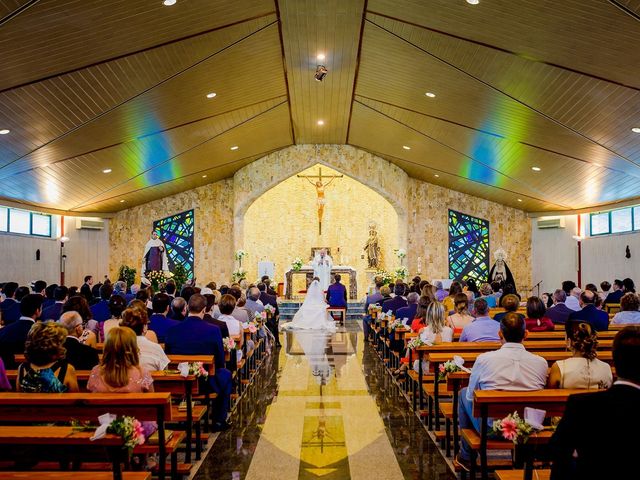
[363,224,381,269]
[489,248,515,288]
[142,231,169,274]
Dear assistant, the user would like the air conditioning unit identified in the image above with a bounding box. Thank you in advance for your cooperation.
[75,218,104,230]
[537,217,565,229]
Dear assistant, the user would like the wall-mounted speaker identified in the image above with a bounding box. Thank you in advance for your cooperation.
[36,249,40,261]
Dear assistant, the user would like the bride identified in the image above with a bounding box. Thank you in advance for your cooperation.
[283,279,337,331]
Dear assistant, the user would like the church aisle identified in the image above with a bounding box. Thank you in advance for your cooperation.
[195,323,454,479]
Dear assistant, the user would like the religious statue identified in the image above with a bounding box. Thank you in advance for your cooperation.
[298,166,343,235]
[363,223,381,269]
[489,248,515,288]
[142,231,169,274]
[312,248,333,291]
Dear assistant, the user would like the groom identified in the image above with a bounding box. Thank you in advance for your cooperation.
[313,248,333,291]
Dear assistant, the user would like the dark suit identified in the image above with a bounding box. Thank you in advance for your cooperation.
[603,289,623,305]
[164,316,231,423]
[546,303,574,325]
[41,302,64,321]
[90,300,111,322]
[396,303,418,322]
[550,384,640,479]
[203,314,230,339]
[326,282,347,308]
[381,296,408,316]
[0,318,35,368]
[63,336,99,370]
[42,298,56,310]
[148,314,179,344]
[0,299,20,325]
[259,291,280,344]
[568,304,609,331]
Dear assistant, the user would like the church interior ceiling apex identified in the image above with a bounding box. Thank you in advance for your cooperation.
[1,0,640,215]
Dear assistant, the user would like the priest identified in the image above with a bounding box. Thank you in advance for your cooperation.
[142,231,169,274]
[313,248,333,291]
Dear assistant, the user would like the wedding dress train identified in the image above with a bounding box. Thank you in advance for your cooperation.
[283,280,337,331]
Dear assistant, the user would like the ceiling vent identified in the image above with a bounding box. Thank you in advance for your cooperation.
[537,217,565,229]
[75,218,104,230]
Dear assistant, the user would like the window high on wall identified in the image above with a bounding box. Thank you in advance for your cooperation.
[589,205,640,236]
[0,205,52,238]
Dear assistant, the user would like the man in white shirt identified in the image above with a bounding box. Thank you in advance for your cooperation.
[121,309,170,371]
[456,313,548,470]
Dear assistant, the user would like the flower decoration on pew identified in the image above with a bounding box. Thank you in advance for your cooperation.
[264,304,276,316]
[188,361,208,378]
[75,413,145,455]
[490,411,541,445]
[407,336,426,350]
[388,319,404,331]
[367,304,382,319]
[438,359,462,382]
[291,257,303,271]
[222,337,237,351]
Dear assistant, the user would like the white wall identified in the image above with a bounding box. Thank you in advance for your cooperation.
[0,217,110,287]
[581,230,640,286]
[531,216,578,294]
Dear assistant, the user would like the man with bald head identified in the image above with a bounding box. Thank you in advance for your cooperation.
[567,290,609,331]
[59,311,99,370]
[244,287,264,318]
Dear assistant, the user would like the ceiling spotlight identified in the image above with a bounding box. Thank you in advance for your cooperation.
[202,174,207,178]
[315,65,328,82]
[102,168,112,173]
[531,166,541,172]
[206,92,217,99]
[317,53,326,61]
[230,146,239,151]
[517,198,522,202]
[425,92,436,98]
[632,127,640,133]
[317,120,325,126]
[163,0,176,6]
[466,0,480,4]
[120,199,125,203]
[402,145,411,150]
[434,174,440,178]
[0,129,9,135]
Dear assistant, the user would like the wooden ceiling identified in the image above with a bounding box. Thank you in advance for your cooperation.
[1,0,640,214]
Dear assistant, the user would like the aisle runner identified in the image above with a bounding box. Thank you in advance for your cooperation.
[245,329,404,480]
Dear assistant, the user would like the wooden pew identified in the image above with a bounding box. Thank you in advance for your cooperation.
[0,473,150,480]
[0,392,175,480]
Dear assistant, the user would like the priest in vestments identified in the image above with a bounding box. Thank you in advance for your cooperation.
[313,249,333,291]
[143,232,169,274]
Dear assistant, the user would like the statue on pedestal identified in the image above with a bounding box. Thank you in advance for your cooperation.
[489,248,515,288]
[363,223,381,269]
[142,231,169,275]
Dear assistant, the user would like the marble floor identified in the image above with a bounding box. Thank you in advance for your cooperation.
[195,323,455,480]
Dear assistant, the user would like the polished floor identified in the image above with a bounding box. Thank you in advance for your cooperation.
[195,323,455,479]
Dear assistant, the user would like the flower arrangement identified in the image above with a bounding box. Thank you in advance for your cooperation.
[171,263,189,290]
[291,257,304,271]
[145,270,169,290]
[368,304,383,315]
[490,411,539,444]
[375,269,393,285]
[394,248,407,260]
[222,337,236,351]
[388,319,404,331]
[188,361,208,378]
[264,304,276,316]
[394,266,408,280]
[232,267,247,282]
[73,414,145,455]
[438,359,463,381]
[117,265,136,290]
[407,336,426,350]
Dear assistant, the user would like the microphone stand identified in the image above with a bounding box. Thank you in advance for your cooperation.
[531,280,543,297]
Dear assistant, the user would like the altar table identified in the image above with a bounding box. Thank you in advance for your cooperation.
[284,265,357,299]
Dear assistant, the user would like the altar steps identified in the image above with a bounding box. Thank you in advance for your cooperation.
[278,301,365,322]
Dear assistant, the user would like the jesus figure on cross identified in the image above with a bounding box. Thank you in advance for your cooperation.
[298,167,343,235]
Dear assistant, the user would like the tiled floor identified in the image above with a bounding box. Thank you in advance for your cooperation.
[195,323,455,479]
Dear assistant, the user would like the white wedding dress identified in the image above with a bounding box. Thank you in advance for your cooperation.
[284,280,337,331]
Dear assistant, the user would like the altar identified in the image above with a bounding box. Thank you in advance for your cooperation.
[284,265,358,299]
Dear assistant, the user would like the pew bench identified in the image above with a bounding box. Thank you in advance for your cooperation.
[0,472,151,480]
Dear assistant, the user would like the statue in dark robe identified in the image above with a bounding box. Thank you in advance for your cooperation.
[489,248,515,289]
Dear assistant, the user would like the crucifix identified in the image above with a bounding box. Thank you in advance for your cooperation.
[298,167,343,235]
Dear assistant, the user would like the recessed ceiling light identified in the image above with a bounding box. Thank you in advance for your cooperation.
[120,199,125,203]
[206,92,217,99]
[531,166,541,172]
[517,198,522,202]
[202,174,207,178]
[163,0,176,6]
[0,129,9,135]
[632,127,640,133]
[466,0,480,4]
[425,92,436,98]
[317,53,326,61]
[317,120,325,126]
[402,145,411,150]
[434,174,440,178]
[102,168,112,174]
[230,146,239,151]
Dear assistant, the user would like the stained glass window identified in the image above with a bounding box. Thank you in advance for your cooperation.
[153,209,195,278]
[448,210,490,282]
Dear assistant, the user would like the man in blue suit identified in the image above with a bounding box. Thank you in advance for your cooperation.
[41,286,68,321]
[149,293,179,343]
[326,274,347,308]
[165,294,232,432]
[396,292,419,324]
[568,290,609,331]
[604,279,624,305]
[0,294,42,368]
[90,283,113,322]
[0,282,20,325]
[546,289,574,325]
[382,284,408,316]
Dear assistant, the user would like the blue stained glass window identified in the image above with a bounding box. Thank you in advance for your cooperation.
[153,209,195,278]
[448,210,490,282]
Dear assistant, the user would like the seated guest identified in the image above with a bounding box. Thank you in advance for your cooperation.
[112,280,128,300]
[491,281,503,304]
[611,293,640,324]
[102,294,127,341]
[257,282,280,346]
[245,287,265,317]
[382,284,408,315]
[500,283,520,304]
[165,280,177,299]
[460,298,500,342]
[550,326,640,479]
[0,282,21,324]
[32,280,46,297]
[127,300,159,343]
[456,313,548,470]
[203,294,230,338]
[62,296,98,346]
[419,301,453,344]
[433,281,447,302]
[603,278,624,305]
[396,292,419,323]
[623,277,636,293]
[59,311,100,371]
[179,286,196,303]
[566,287,582,312]
[261,276,278,297]
[0,358,10,391]
[548,322,612,390]
[478,283,497,308]
[377,285,392,307]
[226,286,250,324]
[90,283,102,305]
[447,293,474,334]
[121,307,169,372]
[42,283,58,310]
[90,283,114,322]
[41,286,68,321]
[17,322,79,393]
[599,281,611,303]
[326,274,348,308]
[167,296,187,321]
[148,293,178,342]
[216,294,244,341]
[493,294,523,323]
[524,296,555,331]
[0,293,43,368]
[410,295,431,332]
[443,281,463,313]
[164,294,233,431]
[568,290,609,331]
[546,289,574,325]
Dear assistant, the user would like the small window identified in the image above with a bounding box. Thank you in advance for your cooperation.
[590,212,610,236]
[31,212,51,237]
[9,209,30,235]
[0,207,7,232]
[611,208,632,234]
[634,207,640,231]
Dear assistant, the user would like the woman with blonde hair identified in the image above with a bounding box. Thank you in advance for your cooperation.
[420,301,453,345]
[447,293,474,334]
